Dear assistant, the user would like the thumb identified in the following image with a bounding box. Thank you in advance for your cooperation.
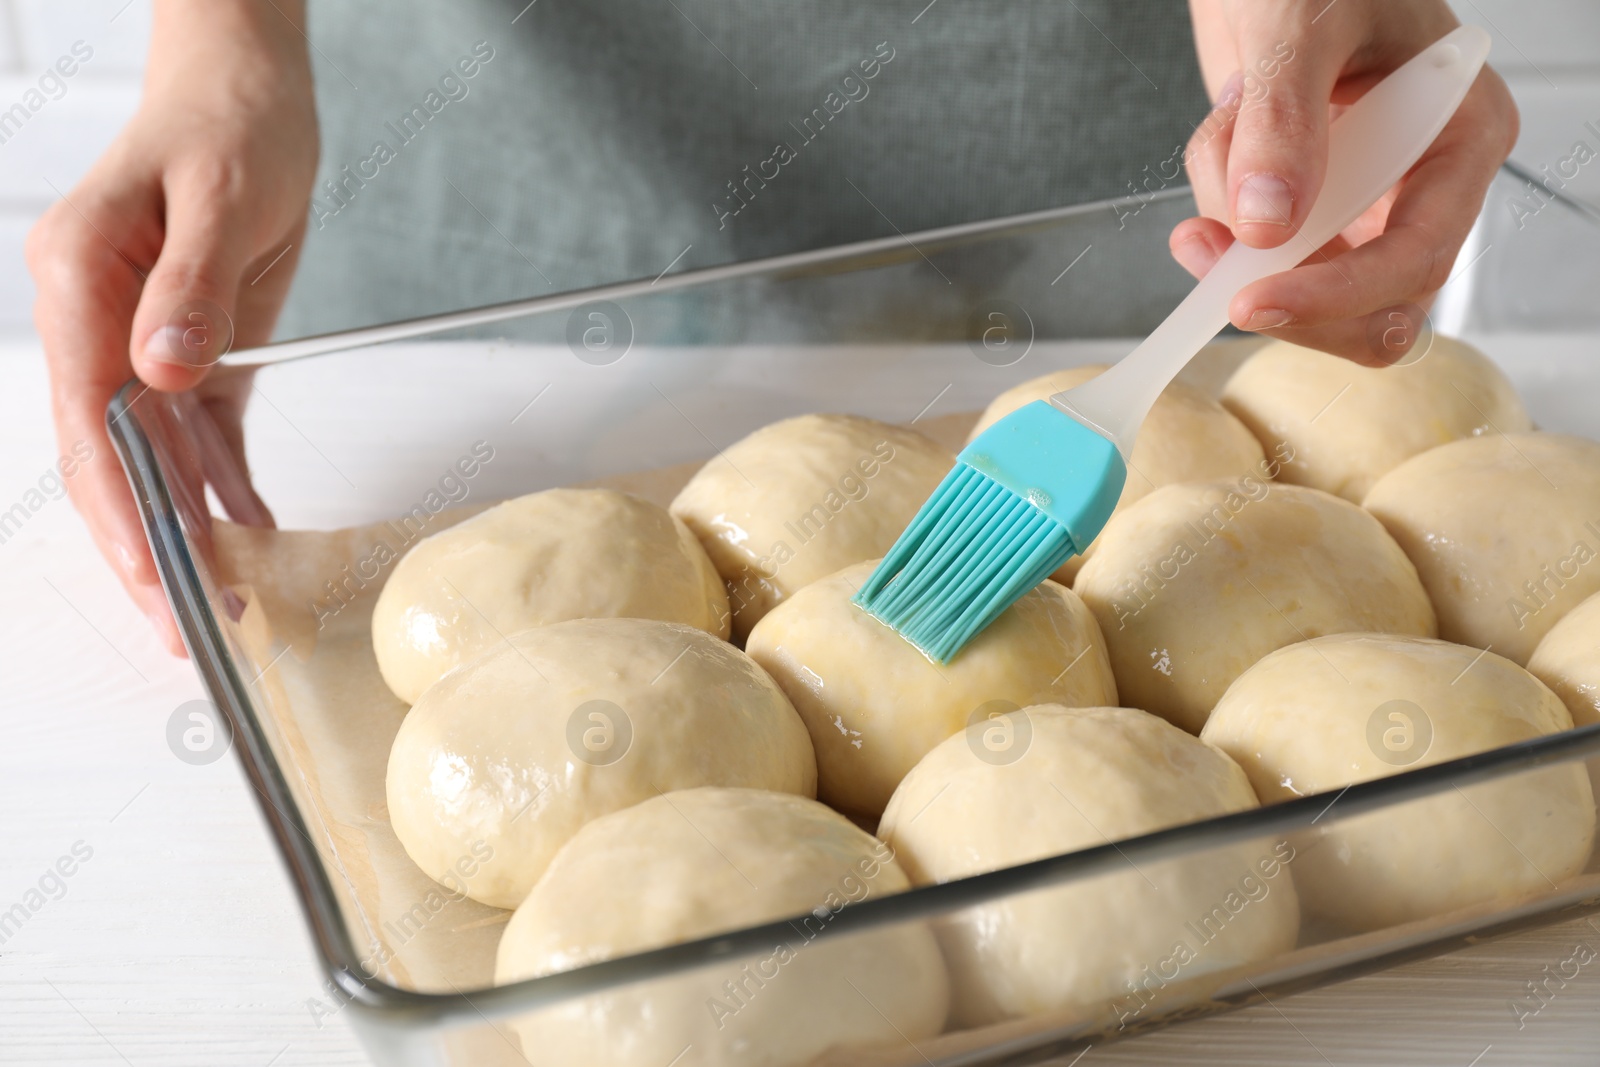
[1224,16,1352,249]
[129,171,256,391]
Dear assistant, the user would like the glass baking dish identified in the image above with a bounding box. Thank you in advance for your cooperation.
[108,173,1600,1066]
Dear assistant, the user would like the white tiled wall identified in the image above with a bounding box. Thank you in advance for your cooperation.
[0,0,147,333]
[1458,0,1600,209]
[1455,0,1600,81]
[0,0,1594,338]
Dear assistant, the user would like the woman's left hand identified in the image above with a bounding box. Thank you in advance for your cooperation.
[1177,0,1518,363]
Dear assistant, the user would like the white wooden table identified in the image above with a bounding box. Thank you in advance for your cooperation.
[3,336,1599,1067]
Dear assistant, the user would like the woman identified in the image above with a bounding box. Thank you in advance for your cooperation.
[25,0,1517,654]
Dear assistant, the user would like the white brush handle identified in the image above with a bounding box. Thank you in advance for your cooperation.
[1052,25,1491,458]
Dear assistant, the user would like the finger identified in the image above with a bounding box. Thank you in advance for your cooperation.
[204,228,303,528]
[184,383,274,528]
[1169,215,1233,279]
[1224,12,1356,248]
[27,187,162,594]
[1247,300,1435,366]
[53,372,188,653]
[1244,314,1377,363]
[1169,215,1354,288]
[195,364,258,471]
[131,576,188,657]
[28,170,194,656]
[1229,77,1513,330]
[129,160,261,390]
[1184,70,1244,222]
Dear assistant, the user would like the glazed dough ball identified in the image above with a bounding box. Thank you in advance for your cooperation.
[670,414,953,640]
[386,619,815,909]
[1222,336,1530,502]
[1364,433,1600,665]
[1528,590,1600,729]
[1075,480,1435,734]
[372,488,729,704]
[496,787,948,1066]
[880,705,1299,1028]
[746,559,1116,816]
[972,364,1268,582]
[1203,634,1594,931]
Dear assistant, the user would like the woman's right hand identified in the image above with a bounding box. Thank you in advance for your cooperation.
[27,0,319,656]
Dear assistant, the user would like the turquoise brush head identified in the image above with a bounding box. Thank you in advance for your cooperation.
[853,400,1124,663]
[853,26,1490,662]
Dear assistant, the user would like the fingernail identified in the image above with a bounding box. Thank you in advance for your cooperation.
[1235,174,1295,227]
[1172,234,1219,278]
[1246,308,1294,331]
[142,326,195,367]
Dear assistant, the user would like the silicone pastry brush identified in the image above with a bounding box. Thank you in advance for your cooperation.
[854,26,1491,663]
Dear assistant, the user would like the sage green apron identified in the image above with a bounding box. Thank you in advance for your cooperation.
[279,0,1206,340]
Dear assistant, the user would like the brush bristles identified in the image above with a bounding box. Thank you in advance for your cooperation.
[854,463,1075,663]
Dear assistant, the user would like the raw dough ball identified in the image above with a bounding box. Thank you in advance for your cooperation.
[746,559,1116,816]
[386,619,815,909]
[880,705,1299,1028]
[1222,336,1530,502]
[670,414,953,640]
[1364,433,1600,665]
[1075,480,1435,734]
[372,488,729,704]
[1203,634,1594,931]
[972,364,1269,581]
[1528,590,1600,729]
[495,787,948,1066]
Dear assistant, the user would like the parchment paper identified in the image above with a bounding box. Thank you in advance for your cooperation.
[212,413,977,997]
[204,340,1600,1062]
